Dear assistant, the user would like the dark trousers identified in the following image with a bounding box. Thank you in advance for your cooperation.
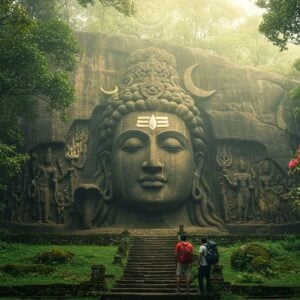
[198,265,211,293]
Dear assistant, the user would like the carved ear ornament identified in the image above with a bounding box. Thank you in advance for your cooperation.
[103,180,113,203]
[192,177,203,202]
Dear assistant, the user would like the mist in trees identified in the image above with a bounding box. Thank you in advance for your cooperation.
[59,0,299,79]
[0,0,299,191]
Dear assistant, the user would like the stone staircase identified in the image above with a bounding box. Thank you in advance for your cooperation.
[111,235,199,295]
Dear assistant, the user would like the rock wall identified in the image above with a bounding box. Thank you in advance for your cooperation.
[5,32,299,229]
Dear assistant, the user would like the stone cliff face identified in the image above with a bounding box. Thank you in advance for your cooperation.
[16,32,299,228]
[25,32,298,170]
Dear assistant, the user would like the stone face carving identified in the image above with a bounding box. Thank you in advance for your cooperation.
[3,34,299,232]
[78,47,224,228]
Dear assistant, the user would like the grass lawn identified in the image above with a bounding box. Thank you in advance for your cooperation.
[0,242,122,288]
[0,237,299,290]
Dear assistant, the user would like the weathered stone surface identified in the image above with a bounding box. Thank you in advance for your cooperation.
[7,32,299,231]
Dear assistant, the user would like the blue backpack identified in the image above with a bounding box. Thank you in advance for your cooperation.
[205,241,219,265]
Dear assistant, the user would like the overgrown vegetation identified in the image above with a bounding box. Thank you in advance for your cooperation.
[190,237,300,286]
[0,243,122,288]
[220,237,300,286]
[0,0,80,192]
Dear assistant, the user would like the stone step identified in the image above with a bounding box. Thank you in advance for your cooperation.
[125,262,175,266]
[124,267,176,272]
[125,266,175,270]
[112,235,187,295]
[116,279,179,284]
[125,265,175,270]
[100,293,214,300]
[129,248,175,256]
[126,260,175,264]
[128,250,175,258]
[122,276,177,280]
[127,255,175,262]
[116,283,196,289]
[131,242,176,249]
[123,271,176,277]
[111,287,199,293]
[131,245,176,247]
[127,257,175,260]
[132,237,178,240]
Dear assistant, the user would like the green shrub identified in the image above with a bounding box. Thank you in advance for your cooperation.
[237,272,264,283]
[267,243,285,258]
[274,256,298,273]
[250,256,271,272]
[2,264,54,276]
[280,235,297,251]
[35,248,74,265]
[230,243,271,272]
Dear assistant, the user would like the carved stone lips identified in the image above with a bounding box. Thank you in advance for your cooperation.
[137,175,167,188]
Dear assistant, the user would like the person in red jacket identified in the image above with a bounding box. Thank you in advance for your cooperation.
[175,234,193,293]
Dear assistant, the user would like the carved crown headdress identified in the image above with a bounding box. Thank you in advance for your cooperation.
[98,47,205,154]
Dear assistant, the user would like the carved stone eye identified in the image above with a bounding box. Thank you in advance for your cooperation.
[161,138,183,152]
[121,138,144,153]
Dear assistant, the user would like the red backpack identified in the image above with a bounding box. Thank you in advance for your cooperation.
[178,242,193,263]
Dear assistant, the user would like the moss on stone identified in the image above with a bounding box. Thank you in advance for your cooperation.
[35,248,74,265]
[230,243,271,272]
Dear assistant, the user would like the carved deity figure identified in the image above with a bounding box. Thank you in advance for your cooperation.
[224,158,254,223]
[6,180,24,222]
[35,148,58,223]
[75,47,223,229]
[258,160,280,223]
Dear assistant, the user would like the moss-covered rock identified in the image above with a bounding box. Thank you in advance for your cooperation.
[250,256,271,272]
[230,243,271,272]
[35,248,74,265]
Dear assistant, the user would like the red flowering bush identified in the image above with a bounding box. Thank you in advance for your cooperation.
[288,146,300,175]
[287,146,300,213]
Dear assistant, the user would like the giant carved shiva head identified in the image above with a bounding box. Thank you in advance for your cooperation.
[78,47,223,228]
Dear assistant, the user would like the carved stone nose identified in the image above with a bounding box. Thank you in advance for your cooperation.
[142,158,163,171]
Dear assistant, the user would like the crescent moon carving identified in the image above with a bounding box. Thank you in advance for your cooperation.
[100,85,119,95]
[184,64,216,98]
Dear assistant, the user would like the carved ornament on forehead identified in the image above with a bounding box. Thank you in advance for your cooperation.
[136,114,169,130]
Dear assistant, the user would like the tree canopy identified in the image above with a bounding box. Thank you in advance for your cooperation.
[0,0,79,190]
[256,0,300,50]
[78,0,135,16]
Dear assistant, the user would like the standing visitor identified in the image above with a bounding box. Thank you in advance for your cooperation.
[175,234,193,293]
[198,237,212,294]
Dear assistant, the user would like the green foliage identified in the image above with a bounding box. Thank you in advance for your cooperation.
[19,0,61,21]
[0,144,28,191]
[35,248,74,265]
[2,263,54,275]
[274,256,298,272]
[77,0,135,16]
[289,87,300,119]
[230,243,271,272]
[250,256,272,273]
[66,0,299,76]
[0,244,121,287]
[280,235,298,251]
[221,239,300,286]
[255,0,300,50]
[0,0,79,191]
[237,272,264,283]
